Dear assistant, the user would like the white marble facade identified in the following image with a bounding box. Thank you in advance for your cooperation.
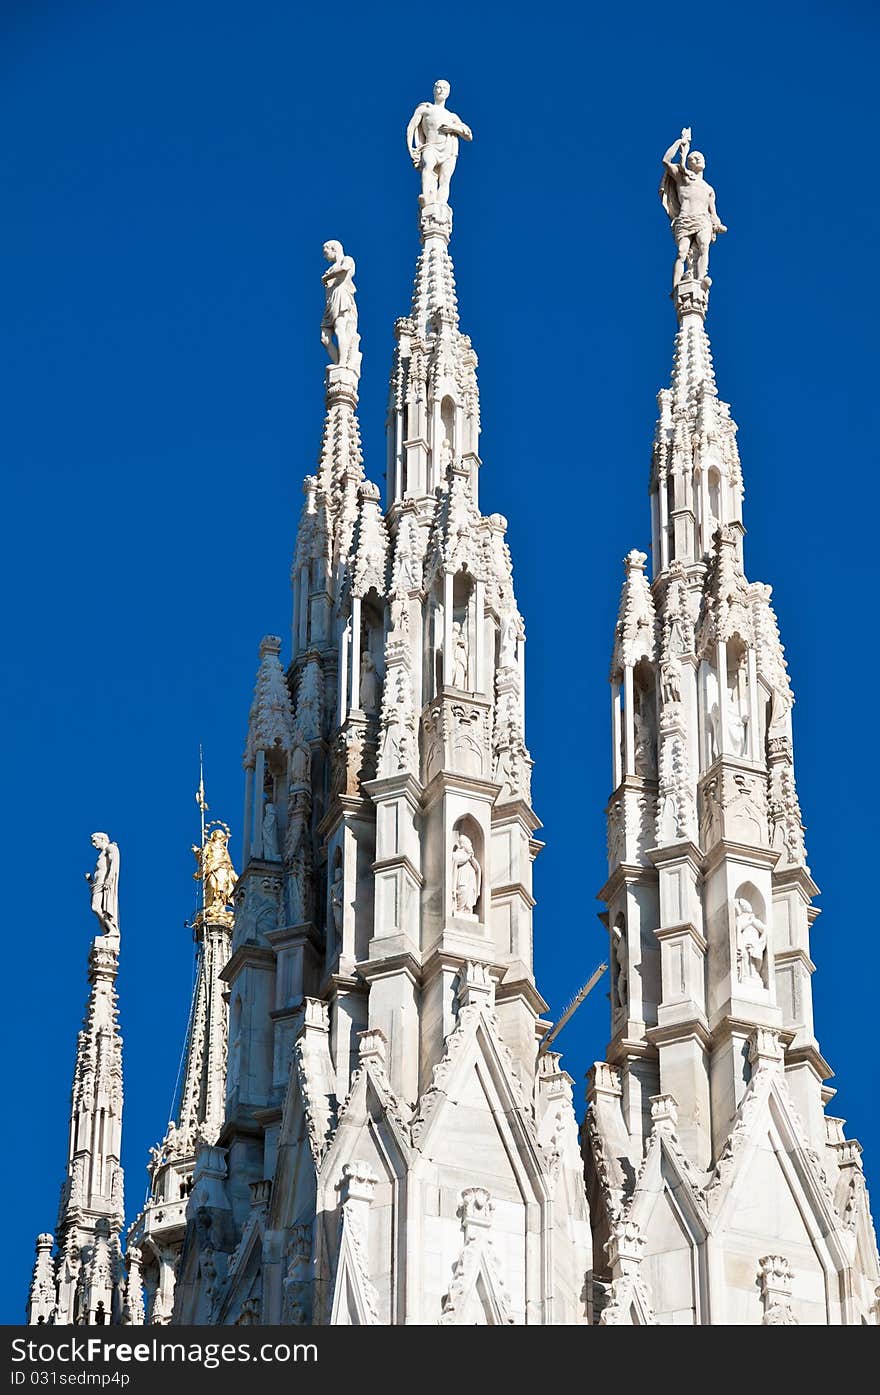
[28,104,879,1327]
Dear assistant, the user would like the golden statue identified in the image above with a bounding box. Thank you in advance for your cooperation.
[193,823,237,916]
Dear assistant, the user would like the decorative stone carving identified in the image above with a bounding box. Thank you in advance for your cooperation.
[85,832,120,938]
[734,896,767,987]
[320,241,361,375]
[660,127,727,289]
[452,835,481,918]
[758,1255,798,1325]
[244,635,295,766]
[406,79,472,208]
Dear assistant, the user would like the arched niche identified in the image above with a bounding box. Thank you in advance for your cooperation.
[451,814,484,923]
[724,635,749,758]
[451,567,475,691]
[708,466,722,528]
[612,911,628,1019]
[732,881,768,990]
[356,589,385,716]
[327,844,344,959]
[632,657,657,778]
[441,395,456,453]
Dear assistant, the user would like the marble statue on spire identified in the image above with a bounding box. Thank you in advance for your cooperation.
[85,831,120,937]
[321,240,361,375]
[406,79,472,207]
[660,128,727,287]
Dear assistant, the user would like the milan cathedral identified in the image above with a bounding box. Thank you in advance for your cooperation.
[27,96,879,1326]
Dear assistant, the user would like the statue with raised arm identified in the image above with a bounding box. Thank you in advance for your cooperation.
[660,128,727,288]
[85,832,120,937]
[406,79,473,208]
[321,240,361,375]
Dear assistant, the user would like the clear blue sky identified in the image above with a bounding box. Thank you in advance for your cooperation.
[2,0,877,1321]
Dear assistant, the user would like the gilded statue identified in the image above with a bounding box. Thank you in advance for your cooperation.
[193,824,237,916]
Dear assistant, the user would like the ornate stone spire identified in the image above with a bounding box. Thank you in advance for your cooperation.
[585,132,880,1324]
[28,836,126,1324]
[124,793,235,1326]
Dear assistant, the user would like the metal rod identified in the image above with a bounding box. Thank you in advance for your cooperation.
[538,961,608,1055]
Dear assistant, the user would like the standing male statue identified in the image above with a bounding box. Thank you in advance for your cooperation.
[85,831,120,937]
[406,79,473,207]
[320,240,361,374]
[660,128,727,288]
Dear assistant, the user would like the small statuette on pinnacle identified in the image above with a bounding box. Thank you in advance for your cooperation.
[406,79,472,211]
[321,240,361,377]
[85,831,120,937]
[660,127,727,301]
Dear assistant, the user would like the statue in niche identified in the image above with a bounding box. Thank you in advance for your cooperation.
[360,650,380,713]
[320,240,361,373]
[329,862,344,941]
[192,826,237,915]
[440,436,454,474]
[452,834,481,918]
[406,79,473,207]
[451,621,469,688]
[660,128,727,288]
[633,711,655,777]
[707,701,721,761]
[727,703,748,758]
[261,801,280,862]
[660,656,681,705]
[499,615,518,670]
[734,897,767,986]
[613,924,628,1013]
[290,740,311,787]
[85,832,120,937]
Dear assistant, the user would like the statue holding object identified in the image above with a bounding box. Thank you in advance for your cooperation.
[321,240,361,375]
[660,128,727,289]
[406,79,472,208]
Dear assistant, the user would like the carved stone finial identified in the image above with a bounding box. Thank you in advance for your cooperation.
[337,1160,378,1208]
[758,1254,798,1325]
[406,79,473,212]
[650,1093,679,1133]
[357,1028,388,1066]
[459,1187,494,1231]
[749,1025,784,1072]
[458,960,495,1009]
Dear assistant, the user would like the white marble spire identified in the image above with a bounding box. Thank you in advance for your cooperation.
[28,840,126,1325]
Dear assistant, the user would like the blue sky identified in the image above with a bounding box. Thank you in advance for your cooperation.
[2,0,878,1321]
